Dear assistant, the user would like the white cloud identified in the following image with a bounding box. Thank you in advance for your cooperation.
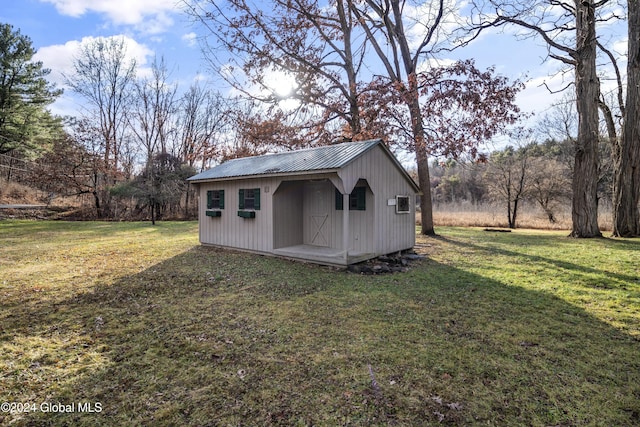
[40,0,178,33]
[612,37,628,55]
[404,0,465,51]
[182,32,198,47]
[35,42,78,87]
[35,35,154,84]
[417,57,457,74]
[515,71,572,131]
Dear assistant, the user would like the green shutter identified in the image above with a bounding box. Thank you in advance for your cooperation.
[238,189,245,209]
[219,190,225,209]
[355,187,366,210]
[335,188,343,210]
[253,188,260,210]
[207,190,213,209]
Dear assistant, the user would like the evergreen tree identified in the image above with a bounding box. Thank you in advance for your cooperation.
[0,23,62,156]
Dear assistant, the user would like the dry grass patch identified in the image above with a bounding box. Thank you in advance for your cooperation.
[429,202,613,231]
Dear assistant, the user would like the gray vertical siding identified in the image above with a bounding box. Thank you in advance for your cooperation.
[197,144,417,262]
[198,177,276,253]
[338,145,415,255]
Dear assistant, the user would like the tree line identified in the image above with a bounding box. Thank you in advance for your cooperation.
[1,27,274,223]
[1,0,638,237]
[430,137,613,229]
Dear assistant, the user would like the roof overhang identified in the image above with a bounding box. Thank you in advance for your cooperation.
[187,168,340,184]
[187,139,421,194]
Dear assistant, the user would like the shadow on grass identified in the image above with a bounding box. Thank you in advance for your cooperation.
[433,233,640,290]
[3,245,640,426]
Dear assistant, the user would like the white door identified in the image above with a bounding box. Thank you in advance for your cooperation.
[304,181,331,247]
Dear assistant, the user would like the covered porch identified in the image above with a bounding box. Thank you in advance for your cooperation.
[271,177,375,266]
[273,244,375,267]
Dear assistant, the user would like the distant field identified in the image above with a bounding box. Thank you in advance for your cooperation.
[0,220,638,426]
[430,201,613,232]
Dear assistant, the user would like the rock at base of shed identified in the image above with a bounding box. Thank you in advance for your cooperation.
[347,251,426,275]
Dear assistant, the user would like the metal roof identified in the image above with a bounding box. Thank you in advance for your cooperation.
[188,139,382,182]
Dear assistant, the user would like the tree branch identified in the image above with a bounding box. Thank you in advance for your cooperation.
[495,15,577,60]
[596,40,625,117]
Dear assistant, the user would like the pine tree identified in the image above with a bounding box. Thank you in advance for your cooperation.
[0,23,62,156]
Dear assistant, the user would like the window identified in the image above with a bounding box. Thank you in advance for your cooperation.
[207,190,224,209]
[350,187,366,210]
[238,188,260,210]
[335,187,366,211]
[396,195,410,214]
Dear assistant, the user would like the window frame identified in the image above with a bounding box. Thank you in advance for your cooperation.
[238,188,261,212]
[335,187,366,211]
[206,189,225,210]
[395,195,410,214]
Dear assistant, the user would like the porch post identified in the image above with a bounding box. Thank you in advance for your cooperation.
[343,192,349,263]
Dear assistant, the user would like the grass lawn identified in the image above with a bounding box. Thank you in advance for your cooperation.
[0,221,638,426]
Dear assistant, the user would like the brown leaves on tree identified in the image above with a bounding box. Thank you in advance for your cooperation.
[355,60,524,159]
[190,0,524,164]
[417,60,524,158]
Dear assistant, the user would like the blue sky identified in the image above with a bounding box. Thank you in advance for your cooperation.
[2,0,207,115]
[1,0,628,141]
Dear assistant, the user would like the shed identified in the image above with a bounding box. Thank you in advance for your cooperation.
[187,139,420,266]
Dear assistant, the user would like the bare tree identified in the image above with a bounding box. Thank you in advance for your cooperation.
[183,0,374,143]
[466,0,611,237]
[541,12,638,237]
[130,57,177,161]
[177,84,229,171]
[485,146,529,228]
[186,0,523,236]
[346,0,442,235]
[65,37,136,217]
[585,6,639,237]
[528,157,572,223]
[30,119,104,215]
[536,94,578,145]
[351,1,523,235]
[613,0,640,237]
[174,84,231,217]
[128,57,178,224]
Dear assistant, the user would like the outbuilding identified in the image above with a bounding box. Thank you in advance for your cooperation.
[187,139,420,266]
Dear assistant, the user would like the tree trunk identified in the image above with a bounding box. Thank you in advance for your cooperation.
[337,0,362,140]
[93,191,101,218]
[511,198,519,229]
[506,176,513,228]
[570,0,602,238]
[544,205,557,224]
[151,198,156,226]
[6,154,14,181]
[613,0,640,237]
[406,78,435,235]
[416,146,435,235]
[184,184,191,218]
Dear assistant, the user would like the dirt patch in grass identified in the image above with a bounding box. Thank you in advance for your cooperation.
[1,222,638,426]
